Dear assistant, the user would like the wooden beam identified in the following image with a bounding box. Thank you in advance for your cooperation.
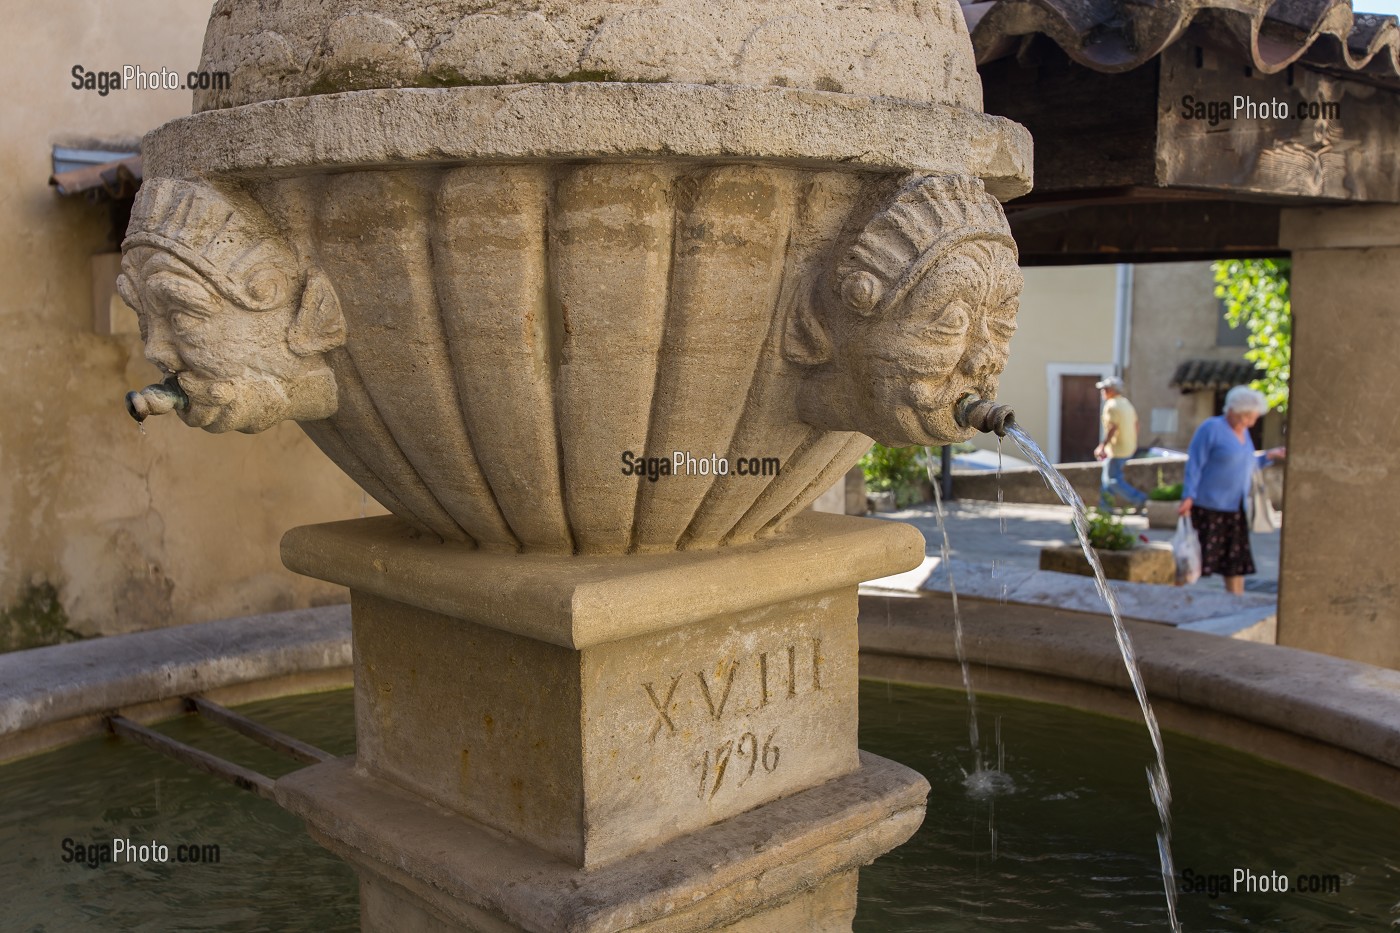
[981,46,1161,195]
[979,35,1400,206]
[1010,199,1283,265]
[108,715,277,800]
[185,695,334,765]
[1155,41,1400,203]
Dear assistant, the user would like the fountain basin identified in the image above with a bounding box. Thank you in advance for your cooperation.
[126,101,1028,554]
[859,592,1400,808]
[121,0,1034,556]
[3,647,1397,930]
[5,596,1396,803]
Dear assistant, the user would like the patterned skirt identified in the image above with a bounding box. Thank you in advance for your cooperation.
[1191,505,1256,578]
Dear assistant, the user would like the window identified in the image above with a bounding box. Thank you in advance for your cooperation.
[1216,299,1249,348]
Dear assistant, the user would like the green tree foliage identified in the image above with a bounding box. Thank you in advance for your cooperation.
[1212,258,1291,413]
[858,443,927,507]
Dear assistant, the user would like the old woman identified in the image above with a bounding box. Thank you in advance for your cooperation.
[1178,385,1286,594]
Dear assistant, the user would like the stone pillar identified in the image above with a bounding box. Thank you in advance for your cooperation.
[277,511,928,931]
[1277,206,1400,669]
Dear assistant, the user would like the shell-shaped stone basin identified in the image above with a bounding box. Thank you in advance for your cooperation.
[250,162,878,555]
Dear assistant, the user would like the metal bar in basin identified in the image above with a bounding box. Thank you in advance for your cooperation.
[107,715,276,800]
[184,695,335,765]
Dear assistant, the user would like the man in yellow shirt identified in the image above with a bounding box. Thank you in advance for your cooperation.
[1093,377,1147,512]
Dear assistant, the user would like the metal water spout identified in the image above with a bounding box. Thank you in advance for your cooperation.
[125,377,188,424]
[955,394,1016,437]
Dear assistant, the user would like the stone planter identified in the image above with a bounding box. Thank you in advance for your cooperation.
[1145,499,1182,530]
[1040,543,1176,585]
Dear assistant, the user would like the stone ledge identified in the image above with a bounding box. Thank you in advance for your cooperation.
[276,751,928,933]
[0,605,352,762]
[858,592,1400,776]
[144,82,1033,200]
[283,511,924,649]
[915,556,1275,636]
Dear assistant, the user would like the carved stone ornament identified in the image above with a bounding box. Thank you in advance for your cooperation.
[118,179,346,435]
[785,174,1023,447]
[124,0,1031,554]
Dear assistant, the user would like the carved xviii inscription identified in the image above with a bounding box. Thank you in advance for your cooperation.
[642,637,823,744]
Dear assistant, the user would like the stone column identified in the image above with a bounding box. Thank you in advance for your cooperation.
[277,511,928,931]
[1277,206,1400,669]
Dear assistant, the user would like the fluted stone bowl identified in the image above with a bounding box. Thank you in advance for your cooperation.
[119,0,1033,555]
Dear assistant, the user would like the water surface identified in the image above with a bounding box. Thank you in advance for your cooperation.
[2,685,1397,932]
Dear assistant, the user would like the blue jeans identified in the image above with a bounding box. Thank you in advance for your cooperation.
[1100,457,1147,510]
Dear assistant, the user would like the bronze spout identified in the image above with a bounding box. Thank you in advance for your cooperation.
[954,394,1015,437]
[126,377,189,424]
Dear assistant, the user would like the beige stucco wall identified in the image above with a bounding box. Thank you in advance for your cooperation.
[1126,261,1285,451]
[978,264,1117,459]
[1127,262,1230,450]
[0,2,372,642]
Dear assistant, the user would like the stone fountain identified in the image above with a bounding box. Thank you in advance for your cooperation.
[119,1,1031,929]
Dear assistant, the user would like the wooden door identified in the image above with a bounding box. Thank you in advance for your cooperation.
[1060,375,1102,463]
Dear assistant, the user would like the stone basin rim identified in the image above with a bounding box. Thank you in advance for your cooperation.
[140,82,1034,200]
[2,597,1397,800]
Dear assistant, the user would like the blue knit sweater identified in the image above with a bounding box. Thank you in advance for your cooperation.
[1182,416,1268,513]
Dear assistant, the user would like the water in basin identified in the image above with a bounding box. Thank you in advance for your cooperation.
[2,685,1397,931]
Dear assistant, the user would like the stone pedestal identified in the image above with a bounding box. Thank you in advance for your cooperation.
[278,511,929,931]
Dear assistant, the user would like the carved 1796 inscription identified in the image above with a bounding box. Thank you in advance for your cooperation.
[694,730,780,800]
[642,637,823,744]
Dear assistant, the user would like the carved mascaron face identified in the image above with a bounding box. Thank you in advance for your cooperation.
[118,180,345,434]
[786,174,1022,447]
[869,240,1021,444]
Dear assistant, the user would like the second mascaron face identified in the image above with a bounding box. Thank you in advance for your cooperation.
[125,250,311,434]
[861,240,1022,445]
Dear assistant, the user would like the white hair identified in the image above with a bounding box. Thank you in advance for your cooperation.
[1224,385,1268,416]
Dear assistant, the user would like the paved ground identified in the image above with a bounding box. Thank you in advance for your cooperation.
[860,499,1281,637]
[872,499,1280,591]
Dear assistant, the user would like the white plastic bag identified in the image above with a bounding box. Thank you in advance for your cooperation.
[1173,515,1202,585]
[1248,471,1280,533]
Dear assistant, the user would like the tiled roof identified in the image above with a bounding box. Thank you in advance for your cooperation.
[963,0,1400,85]
[1170,358,1263,391]
[49,156,142,202]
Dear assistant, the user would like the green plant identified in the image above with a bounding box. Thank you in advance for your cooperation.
[1148,482,1183,501]
[1213,258,1290,413]
[858,444,927,507]
[1083,507,1135,551]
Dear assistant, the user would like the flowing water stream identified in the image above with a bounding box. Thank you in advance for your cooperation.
[1003,422,1182,932]
[924,449,1013,799]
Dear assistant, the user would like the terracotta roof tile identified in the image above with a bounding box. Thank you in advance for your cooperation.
[1169,358,1263,391]
[964,0,1400,85]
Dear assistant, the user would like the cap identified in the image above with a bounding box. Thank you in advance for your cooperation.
[1095,377,1124,391]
